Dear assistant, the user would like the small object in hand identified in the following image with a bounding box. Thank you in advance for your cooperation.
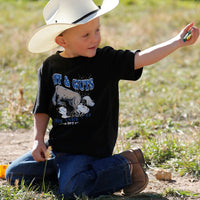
[45,146,52,160]
[183,29,192,42]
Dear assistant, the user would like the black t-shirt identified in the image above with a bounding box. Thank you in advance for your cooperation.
[33,46,143,158]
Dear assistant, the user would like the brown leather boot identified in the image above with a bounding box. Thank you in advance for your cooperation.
[120,149,149,196]
[129,149,146,168]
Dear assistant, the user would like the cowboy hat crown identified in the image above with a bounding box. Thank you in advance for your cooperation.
[27,0,119,53]
[44,0,100,24]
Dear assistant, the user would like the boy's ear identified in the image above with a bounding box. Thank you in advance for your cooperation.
[55,35,66,48]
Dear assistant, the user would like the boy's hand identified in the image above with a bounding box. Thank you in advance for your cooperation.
[178,23,199,46]
[32,140,47,162]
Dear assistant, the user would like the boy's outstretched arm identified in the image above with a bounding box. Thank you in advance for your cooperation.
[135,23,199,70]
[32,113,50,162]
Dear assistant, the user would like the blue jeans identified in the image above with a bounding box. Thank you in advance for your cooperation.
[5,151,132,198]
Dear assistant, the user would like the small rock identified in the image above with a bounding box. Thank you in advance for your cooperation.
[155,169,172,181]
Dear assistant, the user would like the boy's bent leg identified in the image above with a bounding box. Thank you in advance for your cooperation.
[5,151,57,185]
[56,153,132,198]
[88,154,132,197]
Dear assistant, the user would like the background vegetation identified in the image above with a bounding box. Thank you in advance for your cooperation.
[0,0,200,199]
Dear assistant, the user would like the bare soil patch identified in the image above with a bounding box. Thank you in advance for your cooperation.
[0,130,199,199]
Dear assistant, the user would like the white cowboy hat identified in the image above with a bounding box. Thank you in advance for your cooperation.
[27,0,119,53]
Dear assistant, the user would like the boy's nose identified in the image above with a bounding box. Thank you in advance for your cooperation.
[91,33,100,43]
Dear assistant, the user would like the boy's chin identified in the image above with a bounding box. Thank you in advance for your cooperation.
[86,50,97,58]
[87,54,96,58]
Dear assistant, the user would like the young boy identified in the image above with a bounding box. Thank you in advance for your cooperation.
[6,0,199,198]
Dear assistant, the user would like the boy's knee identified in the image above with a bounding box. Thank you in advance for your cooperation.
[5,164,24,185]
[59,174,91,198]
[59,182,79,198]
[5,166,14,184]
[59,185,75,198]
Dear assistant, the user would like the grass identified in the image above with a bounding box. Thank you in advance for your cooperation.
[0,180,63,200]
[164,188,200,198]
[1,0,200,199]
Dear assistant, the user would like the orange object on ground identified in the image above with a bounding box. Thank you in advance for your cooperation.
[0,164,9,179]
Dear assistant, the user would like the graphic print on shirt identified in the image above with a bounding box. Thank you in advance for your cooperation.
[52,74,95,125]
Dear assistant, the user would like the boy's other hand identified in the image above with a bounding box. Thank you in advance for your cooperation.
[32,140,47,162]
[178,23,199,47]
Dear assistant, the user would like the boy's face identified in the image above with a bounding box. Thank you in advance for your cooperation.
[57,18,101,58]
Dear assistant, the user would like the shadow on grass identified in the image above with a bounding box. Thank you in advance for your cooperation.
[44,182,170,200]
[7,181,169,200]
[95,192,169,200]
[44,186,169,200]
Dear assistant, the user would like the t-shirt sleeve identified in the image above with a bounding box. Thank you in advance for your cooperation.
[98,47,143,81]
[119,49,143,81]
[32,64,52,115]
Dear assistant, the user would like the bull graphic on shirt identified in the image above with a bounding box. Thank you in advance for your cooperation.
[52,85,95,118]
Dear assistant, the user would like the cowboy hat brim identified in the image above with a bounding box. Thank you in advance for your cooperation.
[27,0,119,53]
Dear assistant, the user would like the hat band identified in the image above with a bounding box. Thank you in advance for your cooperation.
[72,6,101,24]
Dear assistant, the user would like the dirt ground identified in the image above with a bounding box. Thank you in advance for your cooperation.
[0,130,200,200]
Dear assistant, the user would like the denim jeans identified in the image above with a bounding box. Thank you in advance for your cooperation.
[5,151,132,198]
